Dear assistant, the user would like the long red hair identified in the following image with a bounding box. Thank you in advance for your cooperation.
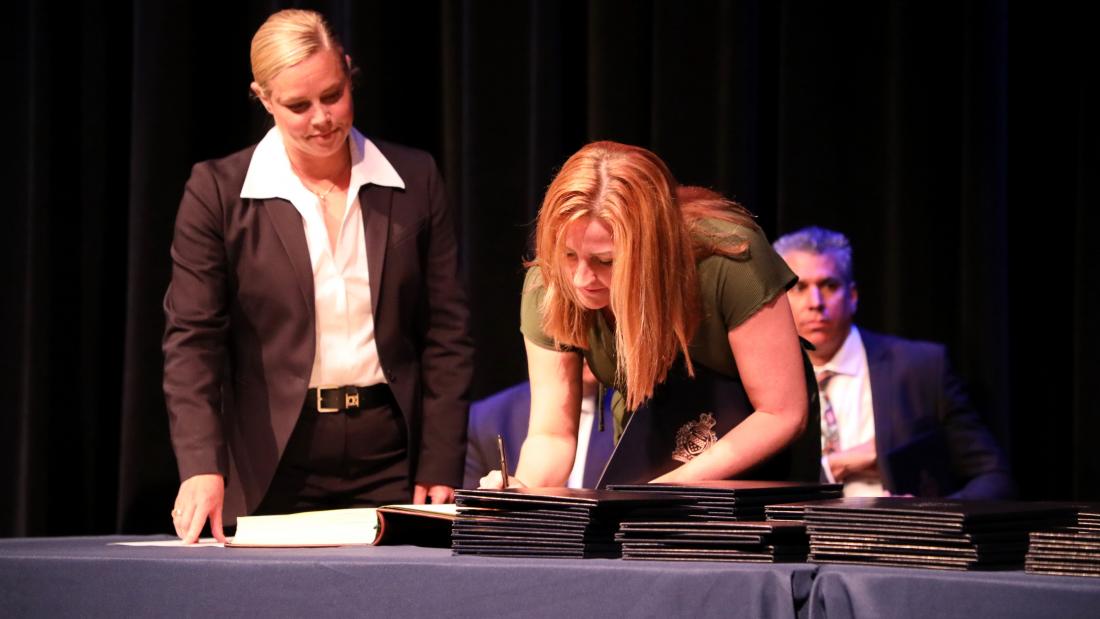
[531,142,759,410]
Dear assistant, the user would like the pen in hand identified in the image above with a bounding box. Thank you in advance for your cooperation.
[496,434,510,488]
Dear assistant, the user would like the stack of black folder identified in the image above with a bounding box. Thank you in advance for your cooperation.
[1081,505,1100,530]
[804,497,1076,571]
[452,488,695,558]
[765,501,828,521]
[1026,504,1100,577]
[606,480,842,521]
[616,520,809,563]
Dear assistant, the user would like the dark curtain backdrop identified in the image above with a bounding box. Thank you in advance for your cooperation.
[4,0,1096,537]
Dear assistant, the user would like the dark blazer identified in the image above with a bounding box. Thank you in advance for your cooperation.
[463,383,615,489]
[861,329,1015,499]
[163,138,473,522]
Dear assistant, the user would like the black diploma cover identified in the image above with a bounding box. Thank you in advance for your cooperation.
[597,349,821,487]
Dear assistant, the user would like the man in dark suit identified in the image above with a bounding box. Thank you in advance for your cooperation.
[464,366,614,489]
[774,226,1014,499]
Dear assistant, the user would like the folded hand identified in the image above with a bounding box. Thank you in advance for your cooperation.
[827,439,878,482]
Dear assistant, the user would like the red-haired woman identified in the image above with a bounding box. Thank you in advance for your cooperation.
[481,141,809,488]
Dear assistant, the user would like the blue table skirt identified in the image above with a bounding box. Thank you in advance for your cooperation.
[807,563,1100,619]
[0,536,815,618]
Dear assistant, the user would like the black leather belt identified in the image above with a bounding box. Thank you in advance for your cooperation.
[306,384,390,413]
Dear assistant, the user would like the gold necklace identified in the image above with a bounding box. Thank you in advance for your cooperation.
[291,161,341,207]
[312,182,338,206]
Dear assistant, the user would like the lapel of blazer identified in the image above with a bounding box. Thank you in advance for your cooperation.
[861,329,898,486]
[262,197,315,318]
[862,329,896,431]
[359,183,393,316]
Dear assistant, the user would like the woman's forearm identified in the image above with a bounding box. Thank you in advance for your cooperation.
[514,432,578,487]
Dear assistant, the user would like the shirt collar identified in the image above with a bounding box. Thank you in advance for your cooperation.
[240,127,404,200]
[813,325,864,377]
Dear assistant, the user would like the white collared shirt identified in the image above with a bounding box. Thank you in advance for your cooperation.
[814,326,884,497]
[240,127,404,388]
[566,393,597,489]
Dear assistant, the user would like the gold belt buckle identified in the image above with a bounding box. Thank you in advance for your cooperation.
[316,386,341,413]
[345,388,360,409]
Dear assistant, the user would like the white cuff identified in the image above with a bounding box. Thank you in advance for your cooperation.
[821,455,837,483]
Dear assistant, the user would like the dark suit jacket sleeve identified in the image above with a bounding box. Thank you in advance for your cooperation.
[938,353,1017,499]
[411,156,474,488]
[162,161,230,482]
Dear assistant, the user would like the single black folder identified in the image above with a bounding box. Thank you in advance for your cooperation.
[597,358,821,487]
[607,480,842,520]
[617,520,810,563]
[226,504,457,548]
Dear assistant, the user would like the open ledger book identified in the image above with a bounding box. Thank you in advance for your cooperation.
[227,504,457,548]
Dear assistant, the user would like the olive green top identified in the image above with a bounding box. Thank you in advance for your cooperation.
[520,220,797,437]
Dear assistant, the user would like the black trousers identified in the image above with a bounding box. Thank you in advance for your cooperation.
[255,387,410,515]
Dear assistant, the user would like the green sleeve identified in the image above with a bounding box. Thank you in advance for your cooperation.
[519,266,559,350]
[699,224,797,330]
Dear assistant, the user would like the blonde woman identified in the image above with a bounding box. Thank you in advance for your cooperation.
[164,9,472,543]
[481,141,808,489]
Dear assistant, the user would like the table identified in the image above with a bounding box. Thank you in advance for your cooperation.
[3,537,1099,618]
[0,536,815,618]
[807,563,1100,619]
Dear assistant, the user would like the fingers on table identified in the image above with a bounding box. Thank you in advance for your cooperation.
[171,504,191,540]
[182,510,206,544]
[209,508,227,543]
[171,503,207,543]
[430,487,454,504]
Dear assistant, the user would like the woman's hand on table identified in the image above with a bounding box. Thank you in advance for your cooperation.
[172,473,226,544]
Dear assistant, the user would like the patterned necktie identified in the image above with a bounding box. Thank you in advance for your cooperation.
[817,370,841,455]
